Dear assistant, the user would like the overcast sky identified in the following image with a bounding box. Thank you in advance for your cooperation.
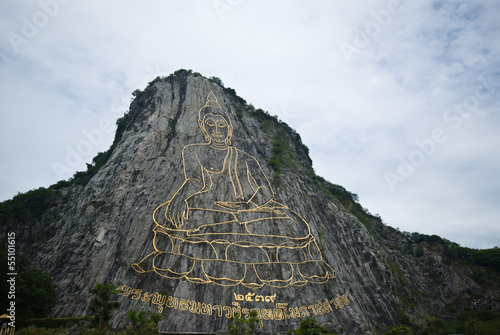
[1,0,499,249]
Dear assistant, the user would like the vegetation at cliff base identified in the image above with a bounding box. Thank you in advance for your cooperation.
[399,309,500,335]
[0,247,57,319]
[383,325,413,335]
[125,310,163,335]
[293,317,335,335]
[227,310,261,335]
[86,283,120,330]
[14,311,163,335]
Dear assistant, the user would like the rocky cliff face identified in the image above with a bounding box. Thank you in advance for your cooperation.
[4,71,499,334]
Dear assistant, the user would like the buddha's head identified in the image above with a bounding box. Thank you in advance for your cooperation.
[198,92,233,146]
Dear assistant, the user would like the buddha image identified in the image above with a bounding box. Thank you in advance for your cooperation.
[132,91,335,288]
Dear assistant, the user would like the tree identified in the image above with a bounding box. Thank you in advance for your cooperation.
[228,311,262,335]
[0,245,56,319]
[86,283,120,330]
[16,267,58,318]
[16,268,57,318]
[383,325,413,335]
[246,310,261,335]
[126,310,164,335]
[228,312,246,335]
[295,317,333,335]
[208,76,224,87]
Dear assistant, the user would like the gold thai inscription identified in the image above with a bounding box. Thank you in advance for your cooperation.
[234,292,276,302]
[117,285,352,320]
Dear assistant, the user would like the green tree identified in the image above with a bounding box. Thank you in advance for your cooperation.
[1,245,56,319]
[208,76,224,87]
[126,310,163,334]
[228,311,262,335]
[228,312,247,335]
[246,310,261,335]
[16,267,58,318]
[295,318,333,335]
[383,325,413,335]
[86,283,120,330]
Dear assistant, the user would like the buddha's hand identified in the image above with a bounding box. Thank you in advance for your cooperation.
[165,198,189,228]
[214,201,255,211]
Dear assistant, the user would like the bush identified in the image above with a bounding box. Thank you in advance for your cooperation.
[294,317,333,335]
[228,311,261,335]
[17,317,90,329]
[126,310,163,335]
[16,268,58,318]
[383,325,413,335]
[86,283,120,330]
[208,76,224,87]
[14,325,65,334]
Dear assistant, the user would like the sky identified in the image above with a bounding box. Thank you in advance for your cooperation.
[0,0,499,249]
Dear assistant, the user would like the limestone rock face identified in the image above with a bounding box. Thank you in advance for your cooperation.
[6,71,499,334]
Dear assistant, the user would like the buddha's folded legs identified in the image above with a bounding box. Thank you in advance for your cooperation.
[132,202,336,287]
[133,250,335,288]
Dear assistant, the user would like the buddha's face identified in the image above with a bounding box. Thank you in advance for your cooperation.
[201,113,232,144]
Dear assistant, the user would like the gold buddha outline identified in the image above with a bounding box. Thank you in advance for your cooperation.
[131,91,335,289]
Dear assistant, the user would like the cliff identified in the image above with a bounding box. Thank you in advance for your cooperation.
[2,70,499,334]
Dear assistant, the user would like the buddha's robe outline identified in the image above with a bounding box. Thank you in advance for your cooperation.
[132,132,335,288]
